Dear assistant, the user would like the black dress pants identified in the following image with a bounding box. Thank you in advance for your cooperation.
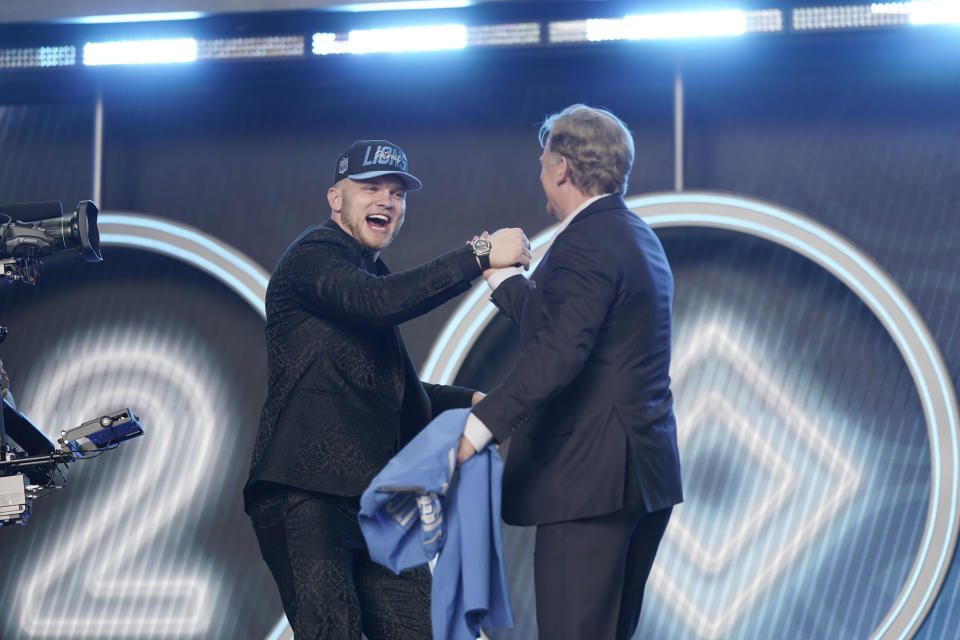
[533,475,672,640]
[247,484,432,640]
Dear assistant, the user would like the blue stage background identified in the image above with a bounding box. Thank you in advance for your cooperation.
[0,24,958,639]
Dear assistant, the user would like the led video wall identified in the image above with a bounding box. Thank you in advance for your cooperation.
[1,28,959,639]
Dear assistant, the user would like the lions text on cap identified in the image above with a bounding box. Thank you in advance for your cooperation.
[363,145,406,171]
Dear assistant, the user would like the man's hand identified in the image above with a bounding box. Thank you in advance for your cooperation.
[457,434,477,466]
[488,228,531,271]
[471,391,485,406]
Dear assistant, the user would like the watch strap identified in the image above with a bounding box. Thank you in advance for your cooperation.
[475,251,491,271]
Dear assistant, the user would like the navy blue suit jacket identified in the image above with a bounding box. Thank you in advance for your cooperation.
[473,195,683,526]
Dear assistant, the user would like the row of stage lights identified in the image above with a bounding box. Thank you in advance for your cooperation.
[1,1,959,69]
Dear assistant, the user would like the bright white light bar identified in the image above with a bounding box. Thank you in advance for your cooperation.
[791,3,958,30]
[586,9,747,41]
[65,12,205,24]
[333,0,471,11]
[312,24,466,55]
[83,38,198,66]
[549,20,591,44]
[875,0,960,25]
[550,9,781,43]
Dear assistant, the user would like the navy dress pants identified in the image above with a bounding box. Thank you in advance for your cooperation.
[533,473,672,640]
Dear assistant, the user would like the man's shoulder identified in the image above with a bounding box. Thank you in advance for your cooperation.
[296,219,351,244]
[272,223,362,282]
[580,195,631,221]
[559,197,631,240]
[573,196,650,236]
[287,221,359,256]
[550,197,655,270]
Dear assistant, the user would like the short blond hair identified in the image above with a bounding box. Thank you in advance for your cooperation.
[539,104,634,196]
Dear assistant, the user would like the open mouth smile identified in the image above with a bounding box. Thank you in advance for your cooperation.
[366,214,390,232]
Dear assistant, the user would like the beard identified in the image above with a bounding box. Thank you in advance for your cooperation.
[338,193,404,253]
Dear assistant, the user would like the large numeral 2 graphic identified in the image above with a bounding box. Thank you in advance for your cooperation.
[17,336,217,637]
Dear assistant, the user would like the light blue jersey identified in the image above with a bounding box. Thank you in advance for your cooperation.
[359,407,514,640]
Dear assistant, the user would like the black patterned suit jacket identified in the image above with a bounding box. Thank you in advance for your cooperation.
[244,219,481,507]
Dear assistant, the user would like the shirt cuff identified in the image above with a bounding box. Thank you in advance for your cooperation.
[486,267,524,292]
[464,412,494,453]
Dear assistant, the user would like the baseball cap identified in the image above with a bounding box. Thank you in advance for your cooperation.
[333,139,423,192]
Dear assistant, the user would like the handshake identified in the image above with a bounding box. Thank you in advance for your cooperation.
[470,227,532,275]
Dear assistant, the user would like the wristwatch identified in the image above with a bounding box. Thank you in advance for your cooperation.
[470,237,492,271]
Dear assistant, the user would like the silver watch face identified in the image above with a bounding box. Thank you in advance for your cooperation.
[472,237,492,255]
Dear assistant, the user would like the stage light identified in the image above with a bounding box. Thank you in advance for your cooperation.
[792,2,959,30]
[312,24,466,55]
[312,33,339,55]
[467,22,541,47]
[332,1,471,11]
[0,46,76,69]
[197,36,305,60]
[586,9,747,42]
[900,0,960,25]
[82,38,197,66]
[551,9,778,44]
[64,12,205,24]
[746,9,784,32]
[794,5,899,30]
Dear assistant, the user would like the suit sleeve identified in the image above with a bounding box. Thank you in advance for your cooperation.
[472,230,618,443]
[489,274,532,326]
[422,382,476,417]
[288,240,481,326]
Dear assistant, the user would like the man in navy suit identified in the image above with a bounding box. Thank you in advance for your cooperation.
[459,105,683,640]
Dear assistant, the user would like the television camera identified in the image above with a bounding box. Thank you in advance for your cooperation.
[0,199,144,526]
[0,199,102,285]
[0,406,143,526]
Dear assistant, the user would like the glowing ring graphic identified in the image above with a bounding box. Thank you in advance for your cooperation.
[422,191,959,640]
[100,213,269,318]
[99,213,292,640]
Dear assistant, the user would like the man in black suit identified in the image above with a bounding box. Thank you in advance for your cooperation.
[459,106,683,640]
[243,139,530,639]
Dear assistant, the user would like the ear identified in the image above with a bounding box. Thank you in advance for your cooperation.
[327,186,341,214]
[554,155,570,185]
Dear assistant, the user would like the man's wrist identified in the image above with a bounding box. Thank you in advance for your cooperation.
[474,253,491,271]
[486,267,523,291]
[464,412,494,452]
[470,237,492,271]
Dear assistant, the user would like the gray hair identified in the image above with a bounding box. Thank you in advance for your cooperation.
[539,104,635,196]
